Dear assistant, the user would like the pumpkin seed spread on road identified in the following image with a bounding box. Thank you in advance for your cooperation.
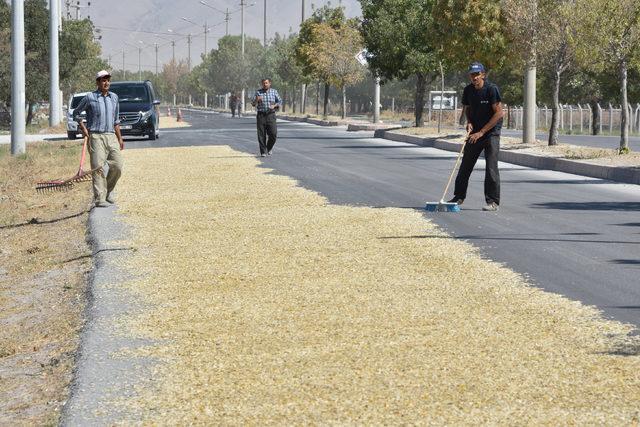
[112,145,639,424]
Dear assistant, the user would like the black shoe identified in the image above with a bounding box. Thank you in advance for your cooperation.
[447,197,464,205]
[267,150,272,156]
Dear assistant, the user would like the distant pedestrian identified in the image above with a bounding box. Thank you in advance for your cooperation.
[229,93,238,117]
[236,95,242,118]
[74,70,124,208]
[448,62,504,211]
[251,78,281,157]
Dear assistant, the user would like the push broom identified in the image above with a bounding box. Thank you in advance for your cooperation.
[425,131,470,212]
[35,135,102,193]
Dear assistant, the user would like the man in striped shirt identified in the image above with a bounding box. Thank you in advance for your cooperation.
[251,78,281,157]
[74,70,124,208]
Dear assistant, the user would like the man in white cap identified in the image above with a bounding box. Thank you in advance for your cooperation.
[74,70,124,208]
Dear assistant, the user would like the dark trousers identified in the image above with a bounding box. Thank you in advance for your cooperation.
[257,111,277,154]
[454,134,500,204]
[230,105,236,117]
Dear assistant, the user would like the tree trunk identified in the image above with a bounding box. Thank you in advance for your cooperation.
[323,82,330,119]
[26,101,35,126]
[341,85,347,120]
[619,60,629,153]
[316,81,320,115]
[414,72,426,127]
[548,70,561,146]
[590,99,600,135]
[282,88,288,113]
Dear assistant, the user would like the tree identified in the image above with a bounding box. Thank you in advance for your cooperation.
[536,0,577,146]
[574,0,640,153]
[502,0,539,144]
[200,35,263,100]
[24,0,50,125]
[360,0,439,127]
[271,33,304,112]
[59,19,108,101]
[0,1,10,107]
[301,22,365,119]
[297,4,348,118]
[160,59,189,104]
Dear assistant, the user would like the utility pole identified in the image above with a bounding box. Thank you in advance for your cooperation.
[225,8,229,36]
[172,40,176,63]
[241,0,245,114]
[49,0,61,126]
[138,44,142,80]
[204,21,208,54]
[523,0,537,144]
[187,34,192,71]
[155,43,158,75]
[263,0,267,46]
[301,0,306,114]
[11,0,26,155]
[374,77,380,123]
[122,48,126,80]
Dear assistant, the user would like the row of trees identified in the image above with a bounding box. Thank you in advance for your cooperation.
[0,0,108,125]
[163,0,639,152]
[2,1,638,151]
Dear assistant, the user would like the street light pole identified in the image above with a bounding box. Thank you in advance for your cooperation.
[241,0,245,114]
[204,21,208,54]
[49,0,61,126]
[301,0,306,114]
[155,43,158,76]
[187,33,192,71]
[122,48,126,80]
[263,0,266,46]
[11,0,26,156]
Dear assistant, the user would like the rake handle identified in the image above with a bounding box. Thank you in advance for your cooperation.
[440,132,470,203]
[77,135,89,173]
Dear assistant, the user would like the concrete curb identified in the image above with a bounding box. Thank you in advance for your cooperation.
[375,130,640,185]
[279,114,340,127]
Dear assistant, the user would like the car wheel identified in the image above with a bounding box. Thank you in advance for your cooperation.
[148,126,156,141]
[68,131,77,140]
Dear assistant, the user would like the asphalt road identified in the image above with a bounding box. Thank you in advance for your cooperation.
[128,110,640,329]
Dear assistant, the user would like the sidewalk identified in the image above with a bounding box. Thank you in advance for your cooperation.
[0,133,66,144]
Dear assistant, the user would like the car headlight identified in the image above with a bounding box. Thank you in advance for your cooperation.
[140,110,152,121]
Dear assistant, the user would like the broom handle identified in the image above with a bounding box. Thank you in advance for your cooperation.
[440,132,470,203]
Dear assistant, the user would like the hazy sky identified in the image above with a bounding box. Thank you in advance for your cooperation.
[76,0,363,72]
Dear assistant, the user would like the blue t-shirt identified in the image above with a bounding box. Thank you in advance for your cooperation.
[462,81,502,136]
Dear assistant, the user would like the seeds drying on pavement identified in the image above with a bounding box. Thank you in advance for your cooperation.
[112,145,640,424]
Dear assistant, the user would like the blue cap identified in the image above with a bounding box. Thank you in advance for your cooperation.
[468,62,485,74]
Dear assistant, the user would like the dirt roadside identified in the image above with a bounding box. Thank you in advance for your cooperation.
[0,118,191,424]
[0,141,93,425]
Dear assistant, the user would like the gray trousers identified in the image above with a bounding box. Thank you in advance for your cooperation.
[89,133,123,203]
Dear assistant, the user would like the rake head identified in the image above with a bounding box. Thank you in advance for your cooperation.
[35,179,74,193]
[35,167,101,194]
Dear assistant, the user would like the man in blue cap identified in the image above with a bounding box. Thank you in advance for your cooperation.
[448,62,504,211]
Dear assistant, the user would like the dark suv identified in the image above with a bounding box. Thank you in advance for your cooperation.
[110,80,160,140]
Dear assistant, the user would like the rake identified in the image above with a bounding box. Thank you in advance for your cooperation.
[36,135,102,193]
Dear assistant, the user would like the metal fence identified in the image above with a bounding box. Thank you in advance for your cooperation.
[503,103,640,134]
[423,103,640,134]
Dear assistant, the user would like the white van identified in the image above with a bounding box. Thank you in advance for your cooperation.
[66,92,89,139]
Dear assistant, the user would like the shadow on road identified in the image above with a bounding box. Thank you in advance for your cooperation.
[378,233,640,245]
[531,202,640,211]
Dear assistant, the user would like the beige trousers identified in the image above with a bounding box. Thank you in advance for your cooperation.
[89,133,123,203]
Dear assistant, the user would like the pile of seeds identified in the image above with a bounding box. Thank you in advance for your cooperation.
[113,146,639,424]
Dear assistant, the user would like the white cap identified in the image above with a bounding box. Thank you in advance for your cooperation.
[95,70,111,80]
